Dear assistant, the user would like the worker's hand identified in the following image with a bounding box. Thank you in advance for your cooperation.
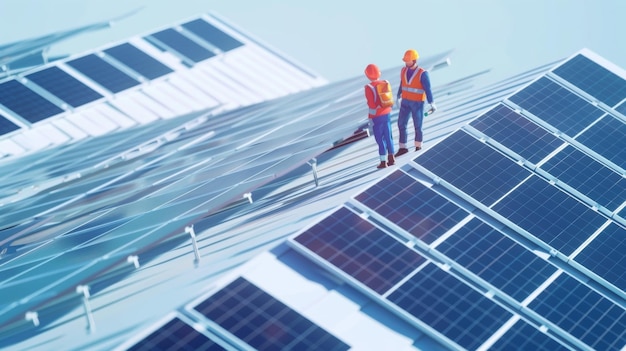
[426,102,437,116]
[396,98,402,108]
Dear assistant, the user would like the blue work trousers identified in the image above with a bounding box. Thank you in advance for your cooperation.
[371,113,394,158]
[398,99,425,144]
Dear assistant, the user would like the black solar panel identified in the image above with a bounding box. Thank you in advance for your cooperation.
[104,43,174,80]
[553,54,626,107]
[0,80,64,123]
[508,77,605,136]
[436,218,557,302]
[294,206,426,294]
[576,115,626,168]
[416,130,531,205]
[575,223,626,291]
[127,317,225,351]
[26,66,103,107]
[469,104,563,163]
[387,263,513,350]
[67,54,140,93]
[182,19,243,52]
[355,170,469,244]
[0,114,19,135]
[147,29,216,63]
[194,277,350,351]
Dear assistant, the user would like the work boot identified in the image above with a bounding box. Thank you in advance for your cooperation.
[376,161,387,169]
[395,148,408,157]
[415,146,421,151]
[387,154,395,166]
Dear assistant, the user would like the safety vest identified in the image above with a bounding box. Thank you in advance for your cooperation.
[400,67,426,101]
[365,80,393,117]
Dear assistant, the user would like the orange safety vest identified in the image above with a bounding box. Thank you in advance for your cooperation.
[365,80,392,118]
[400,67,426,101]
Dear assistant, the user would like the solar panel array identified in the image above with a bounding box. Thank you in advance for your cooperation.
[289,51,626,350]
[0,13,326,158]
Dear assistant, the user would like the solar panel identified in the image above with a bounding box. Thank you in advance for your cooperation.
[527,273,626,351]
[147,29,216,63]
[435,218,557,302]
[616,101,626,115]
[575,115,626,168]
[539,145,626,211]
[508,77,605,136]
[552,53,626,107]
[293,207,426,294]
[0,80,64,123]
[25,66,103,107]
[574,223,626,291]
[415,130,531,205]
[491,176,607,255]
[182,19,244,52]
[489,319,572,351]
[194,277,350,351]
[104,43,174,80]
[387,263,513,350]
[469,104,563,163]
[127,317,226,351]
[66,54,140,93]
[0,114,19,135]
[354,170,469,244]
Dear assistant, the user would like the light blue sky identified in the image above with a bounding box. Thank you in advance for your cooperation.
[2,0,626,85]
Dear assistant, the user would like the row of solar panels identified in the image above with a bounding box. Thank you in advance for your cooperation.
[282,51,626,350]
[0,14,325,158]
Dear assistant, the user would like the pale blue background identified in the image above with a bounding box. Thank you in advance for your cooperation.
[2,0,625,85]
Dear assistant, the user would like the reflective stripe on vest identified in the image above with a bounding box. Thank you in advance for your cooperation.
[367,84,378,114]
[400,67,426,101]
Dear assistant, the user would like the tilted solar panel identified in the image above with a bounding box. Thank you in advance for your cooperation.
[0,80,64,123]
[0,114,19,135]
[66,54,140,93]
[104,43,174,80]
[26,66,103,108]
[182,18,243,52]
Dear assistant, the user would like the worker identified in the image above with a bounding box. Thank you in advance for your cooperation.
[395,49,437,156]
[364,63,395,169]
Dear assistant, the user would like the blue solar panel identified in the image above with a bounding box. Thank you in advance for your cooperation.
[147,29,216,63]
[294,207,426,294]
[469,104,563,163]
[492,176,607,255]
[104,43,173,80]
[508,77,605,136]
[576,115,626,169]
[416,130,531,205]
[66,54,140,93]
[553,54,626,107]
[182,19,244,52]
[540,145,626,211]
[387,263,513,350]
[0,80,64,123]
[194,277,350,351]
[490,319,572,351]
[0,114,19,135]
[127,317,225,351]
[436,218,557,302]
[528,273,626,351]
[616,101,626,115]
[26,66,103,107]
[354,170,469,244]
[575,223,626,291]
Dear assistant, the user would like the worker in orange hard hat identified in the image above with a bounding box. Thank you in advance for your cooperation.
[364,63,395,169]
[395,49,437,156]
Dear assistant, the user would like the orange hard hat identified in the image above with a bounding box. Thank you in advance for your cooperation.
[403,49,419,62]
[364,64,381,80]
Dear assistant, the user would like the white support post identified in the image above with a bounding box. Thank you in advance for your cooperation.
[185,225,201,263]
[309,158,319,187]
[243,192,253,204]
[25,311,39,327]
[127,255,140,269]
[76,285,96,333]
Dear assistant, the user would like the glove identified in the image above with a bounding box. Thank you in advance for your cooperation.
[396,98,402,108]
[425,102,437,116]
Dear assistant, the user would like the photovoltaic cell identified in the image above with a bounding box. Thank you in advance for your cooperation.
[0,80,63,123]
[66,54,140,93]
[104,43,173,80]
[540,145,626,211]
[508,77,605,136]
[575,223,626,291]
[294,207,426,294]
[469,104,563,163]
[490,319,571,351]
[436,218,556,302]
[127,317,225,351]
[0,114,19,135]
[182,19,244,52]
[194,277,350,351]
[26,66,103,107]
[576,115,626,169]
[616,101,626,115]
[528,273,626,351]
[354,170,469,244]
[492,176,608,256]
[416,130,531,205]
[387,263,512,351]
[148,29,216,63]
[553,53,626,107]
